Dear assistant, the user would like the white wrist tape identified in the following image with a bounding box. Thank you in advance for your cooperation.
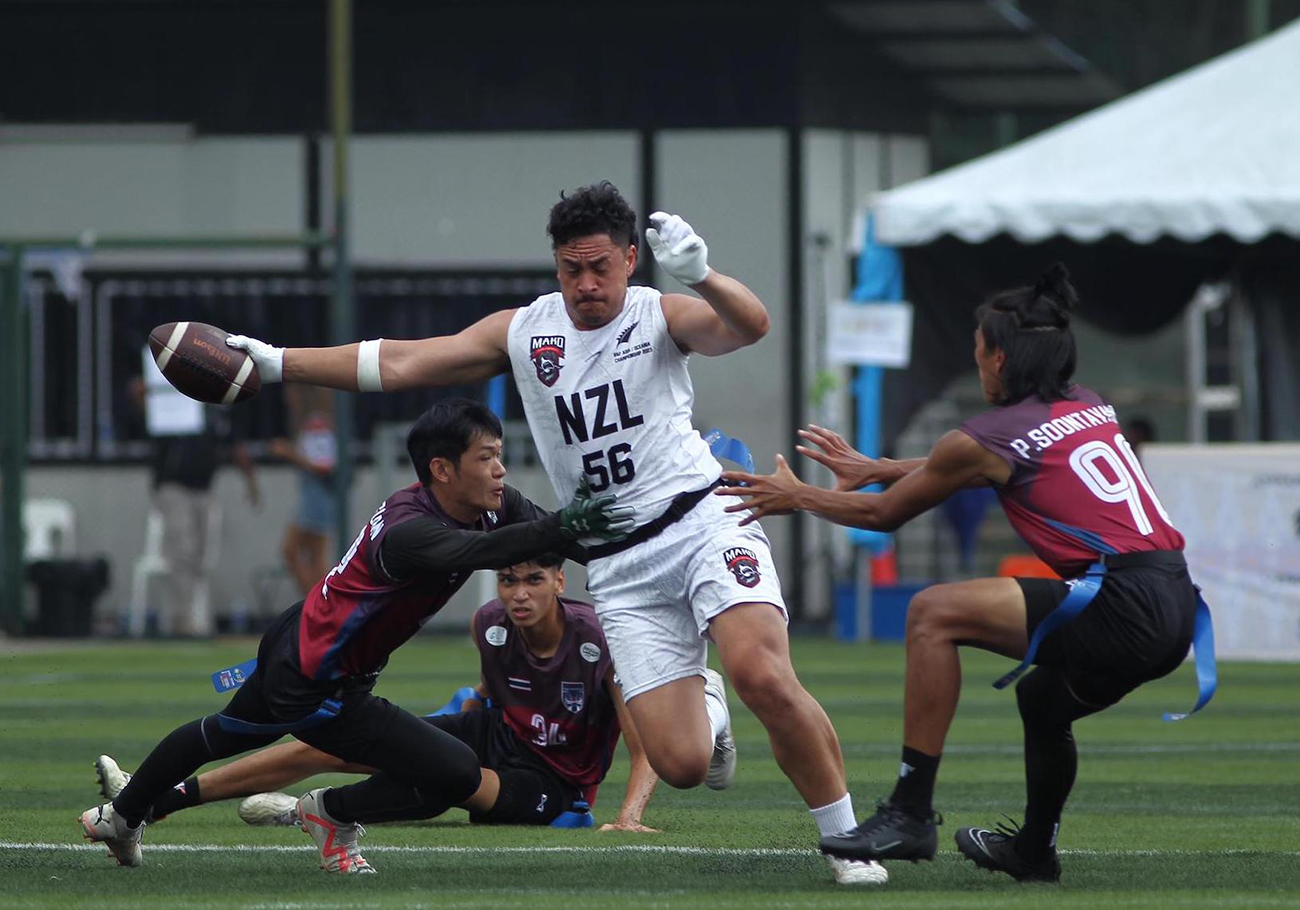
[357,338,385,392]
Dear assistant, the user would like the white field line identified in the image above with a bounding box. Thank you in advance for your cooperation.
[5,842,1300,858]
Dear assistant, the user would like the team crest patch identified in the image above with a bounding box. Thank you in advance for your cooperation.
[485,625,508,646]
[561,681,586,714]
[579,642,601,663]
[530,335,566,387]
[723,546,761,588]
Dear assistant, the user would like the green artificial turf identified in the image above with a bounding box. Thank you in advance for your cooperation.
[3,636,1296,909]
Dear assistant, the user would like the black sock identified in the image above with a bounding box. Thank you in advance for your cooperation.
[148,776,202,819]
[888,746,940,815]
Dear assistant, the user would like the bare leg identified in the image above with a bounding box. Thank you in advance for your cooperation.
[620,676,712,788]
[461,769,500,814]
[281,525,324,598]
[195,735,503,817]
[710,603,846,807]
[902,578,1029,754]
[195,740,372,803]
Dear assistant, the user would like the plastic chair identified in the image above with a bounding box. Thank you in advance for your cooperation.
[128,503,223,637]
[22,499,76,560]
[996,554,1060,579]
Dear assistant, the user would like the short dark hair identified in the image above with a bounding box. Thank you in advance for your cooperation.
[975,262,1079,405]
[499,552,565,573]
[547,181,637,248]
[406,398,503,484]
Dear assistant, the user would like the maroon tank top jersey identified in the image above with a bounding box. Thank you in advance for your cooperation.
[960,386,1184,578]
[474,597,621,796]
[297,483,501,681]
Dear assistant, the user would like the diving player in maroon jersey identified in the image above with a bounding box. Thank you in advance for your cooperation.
[93,554,661,832]
[718,264,1201,883]
[79,399,634,873]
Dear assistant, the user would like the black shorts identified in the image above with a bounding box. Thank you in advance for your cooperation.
[1017,553,1197,708]
[221,603,409,761]
[424,707,582,826]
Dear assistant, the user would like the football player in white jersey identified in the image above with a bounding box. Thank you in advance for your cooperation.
[225,182,884,885]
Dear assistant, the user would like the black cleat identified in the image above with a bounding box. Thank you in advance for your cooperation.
[955,821,1061,883]
[819,801,941,863]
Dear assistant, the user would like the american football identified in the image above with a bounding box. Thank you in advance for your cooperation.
[147,321,260,405]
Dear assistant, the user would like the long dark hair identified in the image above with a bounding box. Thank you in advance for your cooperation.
[975,263,1079,405]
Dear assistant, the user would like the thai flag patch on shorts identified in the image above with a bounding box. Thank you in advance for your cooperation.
[508,676,532,691]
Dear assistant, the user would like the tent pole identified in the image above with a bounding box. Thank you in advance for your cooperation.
[328,0,355,555]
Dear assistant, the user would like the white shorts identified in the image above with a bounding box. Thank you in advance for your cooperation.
[586,491,788,700]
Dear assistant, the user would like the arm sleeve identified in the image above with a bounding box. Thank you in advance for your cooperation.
[378,513,573,578]
[499,486,591,566]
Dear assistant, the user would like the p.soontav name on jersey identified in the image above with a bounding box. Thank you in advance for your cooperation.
[960,385,1184,579]
[507,286,722,534]
[296,482,567,681]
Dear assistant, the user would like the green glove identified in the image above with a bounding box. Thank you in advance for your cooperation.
[558,478,637,541]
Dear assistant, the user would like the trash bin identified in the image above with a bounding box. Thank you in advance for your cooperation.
[25,558,110,637]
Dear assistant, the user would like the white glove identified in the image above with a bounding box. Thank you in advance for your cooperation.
[646,211,710,286]
[225,334,284,383]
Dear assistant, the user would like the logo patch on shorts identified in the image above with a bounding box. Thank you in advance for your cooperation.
[530,335,566,387]
[561,681,585,714]
[579,642,601,663]
[723,546,761,588]
[485,625,508,646]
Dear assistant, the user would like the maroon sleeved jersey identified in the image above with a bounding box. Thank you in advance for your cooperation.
[473,597,621,796]
[960,385,1184,579]
[297,483,558,681]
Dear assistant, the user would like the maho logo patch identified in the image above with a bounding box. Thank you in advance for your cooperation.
[530,335,566,387]
[723,546,761,588]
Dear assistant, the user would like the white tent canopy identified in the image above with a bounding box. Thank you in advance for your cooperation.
[873,19,1300,246]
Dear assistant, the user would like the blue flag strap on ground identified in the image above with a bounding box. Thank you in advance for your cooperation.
[549,800,594,828]
[1164,590,1216,722]
[704,428,754,473]
[425,686,479,718]
[994,562,1106,691]
[215,698,344,736]
[211,658,259,693]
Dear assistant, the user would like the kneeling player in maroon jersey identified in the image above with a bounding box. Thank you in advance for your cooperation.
[94,554,661,832]
[719,264,1202,884]
[80,399,633,873]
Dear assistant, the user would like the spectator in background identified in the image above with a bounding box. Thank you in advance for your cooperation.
[1123,416,1157,463]
[270,386,337,596]
[134,349,261,637]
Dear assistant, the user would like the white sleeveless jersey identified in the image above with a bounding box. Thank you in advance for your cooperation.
[506,286,721,527]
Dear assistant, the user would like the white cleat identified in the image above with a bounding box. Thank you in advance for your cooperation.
[703,669,736,791]
[827,855,890,885]
[239,791,301,827]
[78,801,143,867]
[94,754,131,801]
[296,788,375,874]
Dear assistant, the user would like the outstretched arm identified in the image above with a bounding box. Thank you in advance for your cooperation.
[718,430,1010,531]
[599,673,661,833]
[228,309,515,391]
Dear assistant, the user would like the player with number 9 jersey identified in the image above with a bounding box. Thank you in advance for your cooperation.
[718,263,1205,885]
[960,386,1183,578]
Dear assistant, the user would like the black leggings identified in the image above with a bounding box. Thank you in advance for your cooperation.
[1013,666,1104,859]
[112,609,481,828]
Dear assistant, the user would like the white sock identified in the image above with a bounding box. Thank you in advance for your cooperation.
[811,793,857,837]
[704,684,729,743]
